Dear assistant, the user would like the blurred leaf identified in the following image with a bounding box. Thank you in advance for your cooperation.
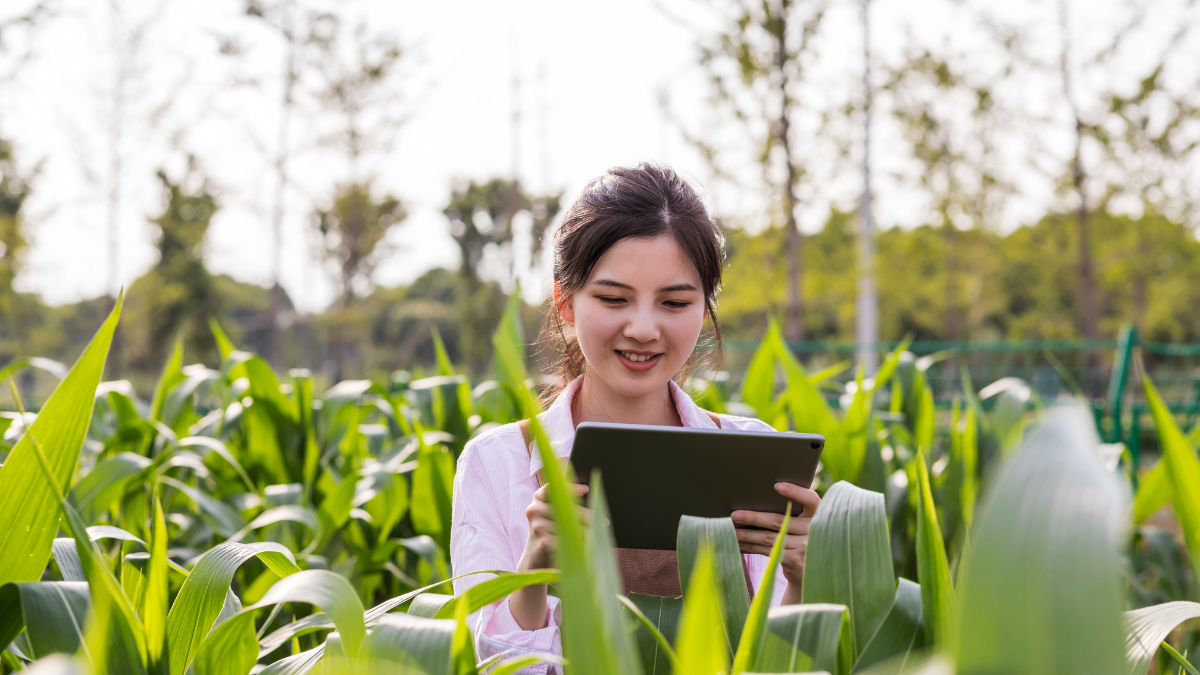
[1144,378,1200,586]
[411,429,455,553]
[0,581,90,659]
[432,570,559,619]
[733,504,791,673]
[1133,460,1170,524]
[586,474,644,675]
[956,405,1128,675]
[431,326,455,377]
[675,546,730,675]
[620,595,680,675]
[166,542,300,675]
[914,450,954,649]
[677,515,751,653]
[1124,601,1200,675]
[360,614,456,674]
[67,453,151,522]
[855,579,924,672]
[144,493,169,673]
[0,293,123,587]
[802,481,895,658]
[753,603,850,675]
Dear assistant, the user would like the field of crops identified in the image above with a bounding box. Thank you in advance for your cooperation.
[1,292,1199,675]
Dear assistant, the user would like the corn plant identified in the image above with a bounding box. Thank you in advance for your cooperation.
[1,293,1198,674]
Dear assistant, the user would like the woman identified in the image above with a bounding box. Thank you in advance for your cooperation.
[450,164,820,668]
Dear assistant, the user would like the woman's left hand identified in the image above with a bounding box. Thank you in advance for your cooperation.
[731,482,821,605]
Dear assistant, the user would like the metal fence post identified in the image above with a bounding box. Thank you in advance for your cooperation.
[1107,324,1137,446]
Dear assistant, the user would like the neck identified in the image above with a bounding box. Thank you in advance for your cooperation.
[571,371,683,428]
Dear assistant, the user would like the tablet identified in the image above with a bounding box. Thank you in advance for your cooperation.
[569,422,824,550]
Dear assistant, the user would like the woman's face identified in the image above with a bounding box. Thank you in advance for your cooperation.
[560,234,707,400]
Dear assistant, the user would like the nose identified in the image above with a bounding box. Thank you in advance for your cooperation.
[623,301,660,343]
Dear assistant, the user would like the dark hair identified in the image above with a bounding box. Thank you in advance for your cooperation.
[538,163,725,399]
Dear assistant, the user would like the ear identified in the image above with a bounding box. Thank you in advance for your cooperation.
[553,283,575,324]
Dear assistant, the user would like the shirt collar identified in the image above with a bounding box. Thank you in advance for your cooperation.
[526,375,719,477]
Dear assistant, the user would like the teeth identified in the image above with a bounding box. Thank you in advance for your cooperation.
[620,351,656,363]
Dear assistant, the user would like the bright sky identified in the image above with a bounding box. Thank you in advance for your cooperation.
[1,0,1195,312]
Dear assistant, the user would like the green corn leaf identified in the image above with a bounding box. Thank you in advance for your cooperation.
[451,589,476,675]
[960,405,978,530]
[733,504,792,674]
[1143,378,1200,585]
[66,453,151,522]
[432,570,559,618]
[197,570,366,674]
[148,338,185,424]
[208,318,236,360]
[158,476,247,538]
[166,542,301,675]
[956,405,1128,675]
[741,319,782,416]
[492,291,529,415]
[1133,460,1170,524]
[431,326,455,377]
[914,387,935,454]
[1123,601,1200,675]
[677,515,751,652]
[485,653,567,675]
[675,546,730,675]
[176,437,254,494]
[360,614,457,674]
[191,611,257,675]
[0,582,90,659]
[521,390,623,675]
[586,473,645,675]
[914,450,954,650]
[144,493,169,673]
[620,595,680,675]
[411,431,455,553]
[802,482,895,659]
[409,593,455,618]
[0,293,122,588]
[752,603,850,675]
[854,579,924,673]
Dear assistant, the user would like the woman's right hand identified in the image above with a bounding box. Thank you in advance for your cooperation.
[517,483,590,571]
[510,482,589,631]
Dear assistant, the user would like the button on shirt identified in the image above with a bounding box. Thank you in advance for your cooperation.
[449,376,789,673]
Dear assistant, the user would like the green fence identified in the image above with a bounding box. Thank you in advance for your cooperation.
[726,326,1200,478]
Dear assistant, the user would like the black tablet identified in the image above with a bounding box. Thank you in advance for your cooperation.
[569,422,824,550]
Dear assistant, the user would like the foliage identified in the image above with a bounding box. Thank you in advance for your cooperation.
[1,292,1199,674]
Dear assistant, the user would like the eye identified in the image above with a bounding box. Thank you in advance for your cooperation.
[663,300,690,309]
[598,296,626,305]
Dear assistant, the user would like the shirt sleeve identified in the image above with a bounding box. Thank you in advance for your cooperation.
[451,440,564,674]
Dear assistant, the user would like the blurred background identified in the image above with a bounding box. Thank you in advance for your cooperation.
[1,0,1199,399]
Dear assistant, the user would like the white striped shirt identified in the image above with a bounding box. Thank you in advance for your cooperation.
[450,376,788,671]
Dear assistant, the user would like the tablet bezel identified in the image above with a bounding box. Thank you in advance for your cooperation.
[568,421,824,550]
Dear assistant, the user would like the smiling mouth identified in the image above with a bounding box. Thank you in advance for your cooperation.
[617,350,661,363]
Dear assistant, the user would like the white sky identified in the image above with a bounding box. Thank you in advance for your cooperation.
[2,0,1197,312]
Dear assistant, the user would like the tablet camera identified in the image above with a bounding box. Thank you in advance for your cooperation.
[811,441,821,449]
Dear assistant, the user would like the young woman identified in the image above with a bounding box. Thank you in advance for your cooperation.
[450,164,820,668]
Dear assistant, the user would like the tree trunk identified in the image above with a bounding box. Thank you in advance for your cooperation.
[776,5,803,343]
[1072,123,1098,340]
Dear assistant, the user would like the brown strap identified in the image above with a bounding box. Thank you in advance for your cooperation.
[514,414,753,599]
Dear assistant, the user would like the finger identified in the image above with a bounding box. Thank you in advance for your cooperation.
[737,542,773,557]
[775,483,821,516]
[731,509,788,531]
[737,528,808,548]
[579,506,592,525]
[533,483,589,503]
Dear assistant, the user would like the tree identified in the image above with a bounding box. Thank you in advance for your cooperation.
[314,185,406,380]
[301,10,411,380]
[122,164,219,371]
[443,177,560,371]
[242,0,305,368]
[882,47,1014,339]
[668,0,830,341]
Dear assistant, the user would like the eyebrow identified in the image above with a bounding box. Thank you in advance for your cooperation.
[591,279,699,293]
